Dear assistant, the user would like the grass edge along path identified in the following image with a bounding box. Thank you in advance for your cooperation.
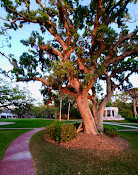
[29,130,138,175]
[0,129,32,162]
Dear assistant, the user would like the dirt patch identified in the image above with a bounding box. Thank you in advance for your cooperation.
[44,132,130,152]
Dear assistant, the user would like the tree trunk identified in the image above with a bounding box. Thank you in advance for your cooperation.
[76,94,98,135]
[133,98,137,119]
[59,99,62,121]
[92,103,104,133]
[96,76,113,133]
[67,102,70,120]
[93,97,113,133]
[54,107,58,120]
[97,108,105,133]
[92,102,98,128]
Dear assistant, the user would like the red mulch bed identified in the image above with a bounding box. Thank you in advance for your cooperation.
[44,132,129,152]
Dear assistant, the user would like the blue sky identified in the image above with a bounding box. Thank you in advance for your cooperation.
[0,1,138,105]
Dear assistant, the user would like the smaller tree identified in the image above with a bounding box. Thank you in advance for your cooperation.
[32,105,54,118]
[41,87,60,119]
[111,91,133,118]
[0,79,34,117]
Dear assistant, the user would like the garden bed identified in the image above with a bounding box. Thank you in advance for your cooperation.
[44,132,129,152]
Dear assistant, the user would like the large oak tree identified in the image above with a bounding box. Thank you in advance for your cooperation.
[0,0,138,134]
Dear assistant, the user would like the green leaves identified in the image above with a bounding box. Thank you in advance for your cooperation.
[1,0,138,97]
[51,60,75,79]
[84,73,95,84]
[20,31,44,47]
[97,25,118,45]
[0,80,34,112]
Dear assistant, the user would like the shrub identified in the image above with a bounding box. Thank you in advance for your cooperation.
[126,117,138,123]
[45,124,55,140]
[45,123,77,143]
[119,109,133,118]
[104,125,118,137]
[60,124,77,142]
[117,102,133,118]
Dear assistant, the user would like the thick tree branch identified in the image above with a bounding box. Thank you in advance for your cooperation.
[59,86,76,98]
[112,32,134,52]
[17,77,49,86]
[57,2,71,46]
[92,0,102,45]
[39,45,64,60]
[103,49,138,67]
[65,46,76,60]
[113,71,134,91]
[105,0,130,25]
[77,58,90,73]
[68,76,80,93]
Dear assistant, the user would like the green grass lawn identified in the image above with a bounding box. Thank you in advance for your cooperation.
[30,130,138,175]
[103,124,134,130]
[104,119,138,123]
[0,118,55,128]
[118,124,138,127]
[0,118,72,128]
[0,129,31,162]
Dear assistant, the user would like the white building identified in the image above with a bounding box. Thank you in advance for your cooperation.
[0,111,17,118]
[103,107,124,120]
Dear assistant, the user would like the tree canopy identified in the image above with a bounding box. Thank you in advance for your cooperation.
[0,0,138,134]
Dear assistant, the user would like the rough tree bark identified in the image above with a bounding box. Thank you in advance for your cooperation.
[92,93,113,133]
[92,75,113,133]
[76,93,98,135]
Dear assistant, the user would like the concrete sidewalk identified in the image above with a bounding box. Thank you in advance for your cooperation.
[0,128,44,175]
[118,129,138,131]
[103,122,138,129]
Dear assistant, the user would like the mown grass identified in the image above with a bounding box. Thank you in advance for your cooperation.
[0,118,72,128]
[30,130,138,175]
[103,124,134,130]
[118,123,138,127]
[0,129,31,162]
[104,119,137,123]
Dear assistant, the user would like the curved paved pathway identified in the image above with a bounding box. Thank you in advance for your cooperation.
[0,128,44,175]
